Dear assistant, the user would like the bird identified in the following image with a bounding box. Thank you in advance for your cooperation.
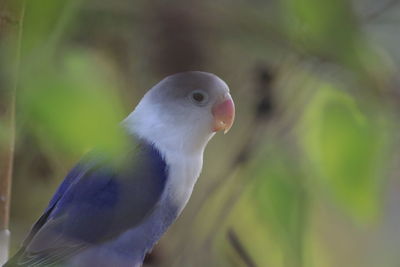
[5,71,235,267]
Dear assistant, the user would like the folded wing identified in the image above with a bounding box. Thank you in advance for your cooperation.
[5,140,168,266]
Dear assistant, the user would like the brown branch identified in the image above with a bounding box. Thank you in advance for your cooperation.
[227,229,258,267]
[364,0,400,21]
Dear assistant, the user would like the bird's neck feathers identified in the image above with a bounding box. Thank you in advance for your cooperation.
[123,94,214,162]
[123,94,215,207]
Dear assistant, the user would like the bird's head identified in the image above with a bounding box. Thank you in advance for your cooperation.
[125,71,235,155]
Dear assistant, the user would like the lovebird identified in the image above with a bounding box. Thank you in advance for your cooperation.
[5,71,235,267]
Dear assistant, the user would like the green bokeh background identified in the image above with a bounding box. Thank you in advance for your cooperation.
[1,0,400,266]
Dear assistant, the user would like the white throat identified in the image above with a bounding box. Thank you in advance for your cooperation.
[122,94,215,208]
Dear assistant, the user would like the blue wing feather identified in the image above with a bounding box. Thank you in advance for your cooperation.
[5,139,168,266]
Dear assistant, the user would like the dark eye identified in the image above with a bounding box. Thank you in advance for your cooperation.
[190,90,209,105]
[193,92,204,102]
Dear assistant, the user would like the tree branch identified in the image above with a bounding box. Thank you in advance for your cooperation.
[227,229,258,267]
[364,0,400,21]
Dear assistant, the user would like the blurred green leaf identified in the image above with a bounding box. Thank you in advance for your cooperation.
[15,0,127,158]
[20,50,128,157]
[281,0,366,69]
[299,85,385,222]
[21,0,81,59]
[252,148,307,266]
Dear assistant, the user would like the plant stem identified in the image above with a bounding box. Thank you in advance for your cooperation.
[0,0,25,263]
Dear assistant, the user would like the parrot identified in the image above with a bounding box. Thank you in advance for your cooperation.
[5,71,235,267]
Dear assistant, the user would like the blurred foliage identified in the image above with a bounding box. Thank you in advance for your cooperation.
[17,0,128,157]
[21,50,127,157]
[283,0,360,59]
[252,146,307,266]
[299,85,387,222]
[1,0,400,266]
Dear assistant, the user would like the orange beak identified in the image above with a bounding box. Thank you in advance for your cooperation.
[212,93,235,134]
